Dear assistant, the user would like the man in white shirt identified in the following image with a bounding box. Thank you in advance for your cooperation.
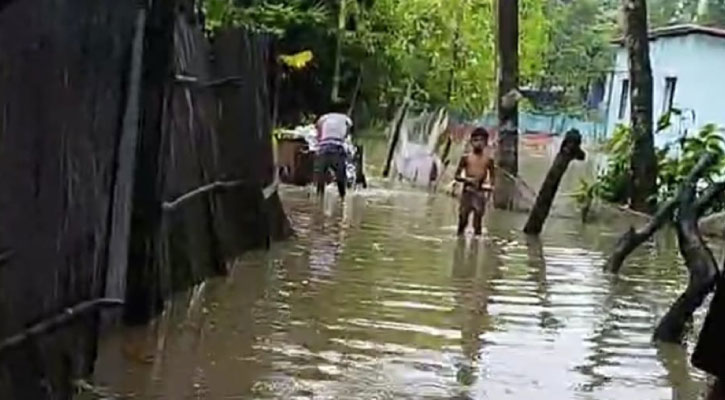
[315,103,353,198]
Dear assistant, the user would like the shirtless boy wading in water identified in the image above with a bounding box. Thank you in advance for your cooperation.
[455,127,495,236]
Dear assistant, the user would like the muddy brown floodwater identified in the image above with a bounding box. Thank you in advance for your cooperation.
[93,141,713,400]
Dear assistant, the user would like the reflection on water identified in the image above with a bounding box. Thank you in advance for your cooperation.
[94,183,710,399]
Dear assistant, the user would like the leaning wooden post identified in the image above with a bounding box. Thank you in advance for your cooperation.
[523,129,585,235]
[382,84,411,178]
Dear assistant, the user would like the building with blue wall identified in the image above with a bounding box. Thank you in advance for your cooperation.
[605,24,725,147]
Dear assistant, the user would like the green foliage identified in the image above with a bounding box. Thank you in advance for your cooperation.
[573,178,603,222]
[203,0,328,35]
[520,0,550,85]
[658,123,725,198]
[200,0,620,126]
[351,0,501,116]
[597,124,633,204]
[588,117,725,213]
[348,0,554,116]
[201,0,555,122]
[650,0,725,28]
[534,0,615,111]
[656,106,681,133]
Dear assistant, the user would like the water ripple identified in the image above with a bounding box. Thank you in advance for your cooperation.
[93,184,711,400]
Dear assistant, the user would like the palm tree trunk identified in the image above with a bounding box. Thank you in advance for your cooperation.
[494,0,519,210]
[623,0,657,212]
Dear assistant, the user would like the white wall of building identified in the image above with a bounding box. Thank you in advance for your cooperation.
[604,33,725,147]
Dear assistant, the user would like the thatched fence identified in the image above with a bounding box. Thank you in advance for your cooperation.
[0,1,290,398]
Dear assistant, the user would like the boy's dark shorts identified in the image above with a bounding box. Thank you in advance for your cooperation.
[459,186,487,215]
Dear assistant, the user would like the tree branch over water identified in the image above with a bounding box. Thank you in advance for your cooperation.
[653,183,718,344]
[605,152,717,274]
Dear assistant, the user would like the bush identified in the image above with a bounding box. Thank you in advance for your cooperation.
[575,113,725,217]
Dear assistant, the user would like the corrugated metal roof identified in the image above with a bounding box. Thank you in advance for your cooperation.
[613,24,725,44]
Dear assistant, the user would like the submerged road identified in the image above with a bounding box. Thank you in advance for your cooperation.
[93,178,709,399]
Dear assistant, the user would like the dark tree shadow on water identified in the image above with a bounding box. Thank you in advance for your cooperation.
[525,235,562,332]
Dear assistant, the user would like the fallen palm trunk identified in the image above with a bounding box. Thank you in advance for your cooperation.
[523,129,585,235]
[653,184,719,343]
[605,152,717,274]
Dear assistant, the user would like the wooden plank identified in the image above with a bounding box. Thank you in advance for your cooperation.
[105,8,147,302]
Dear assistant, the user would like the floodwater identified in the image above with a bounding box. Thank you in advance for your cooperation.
[93,142,713,400]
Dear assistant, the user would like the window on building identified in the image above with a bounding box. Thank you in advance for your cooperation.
[663,77,677,114]
[618,79,630,120]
